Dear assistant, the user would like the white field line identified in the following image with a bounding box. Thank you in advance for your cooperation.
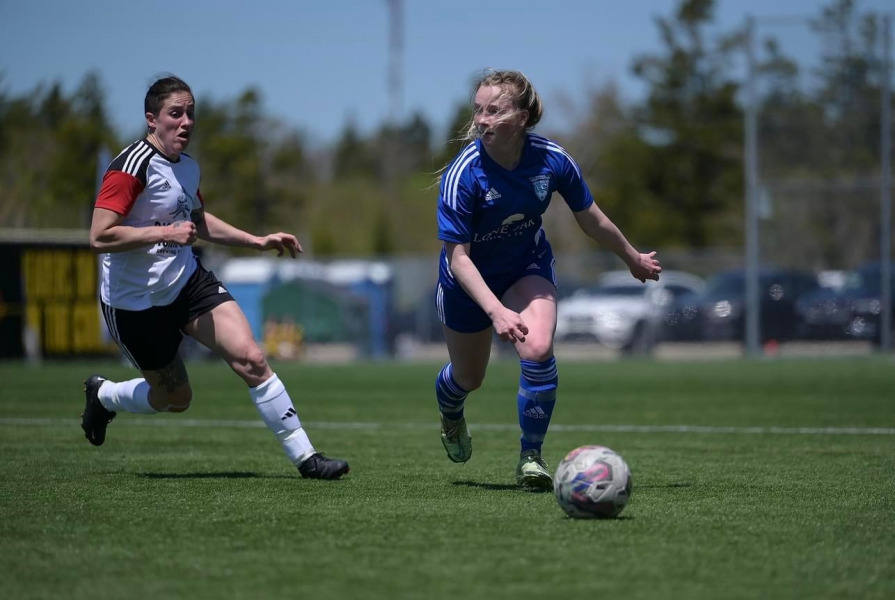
[1,418,894,436]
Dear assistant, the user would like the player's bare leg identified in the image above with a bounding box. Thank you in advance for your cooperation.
[436,327,492,463]
[185,300,348,479]
[504,276,558,489]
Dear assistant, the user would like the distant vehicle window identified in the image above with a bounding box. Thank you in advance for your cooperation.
[843,271,889,294]
[666,285,696,299]
[590,285,647,297]
[704,273,744,295]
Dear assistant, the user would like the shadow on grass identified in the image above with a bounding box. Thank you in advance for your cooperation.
[138,471,292,480]
[560,514,635,521]
[636,482,692,489]
[451,480,552,494]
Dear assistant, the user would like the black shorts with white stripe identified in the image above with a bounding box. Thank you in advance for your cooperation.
[101,261,234,370]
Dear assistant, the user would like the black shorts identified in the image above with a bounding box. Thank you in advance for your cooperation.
[101,262,234,370]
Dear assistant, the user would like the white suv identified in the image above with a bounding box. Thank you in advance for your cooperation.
[555,270,705,354]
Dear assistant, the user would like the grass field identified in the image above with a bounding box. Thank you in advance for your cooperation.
[1,357,894,600]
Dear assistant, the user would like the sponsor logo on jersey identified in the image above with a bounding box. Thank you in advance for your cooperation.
[169,193,194,220]
[472,213,537,242]
[530,175,551,202]
[484,187,502,203]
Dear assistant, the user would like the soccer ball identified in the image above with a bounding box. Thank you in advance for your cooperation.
[553,445,632,518]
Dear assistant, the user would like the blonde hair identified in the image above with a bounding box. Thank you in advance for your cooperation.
[459,69,544,143]
[435,69,544,187]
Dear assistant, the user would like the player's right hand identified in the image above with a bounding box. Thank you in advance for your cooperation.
[168,220,198,245]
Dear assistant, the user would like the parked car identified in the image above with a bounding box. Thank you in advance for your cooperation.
[795,262,895,344]
[684,268,821,343]
[793,285,848,340]
[555,270,705,354]
[660,288,705,342]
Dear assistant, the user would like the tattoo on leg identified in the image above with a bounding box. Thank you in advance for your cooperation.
[144,358,191,412]
[156,358,189,394]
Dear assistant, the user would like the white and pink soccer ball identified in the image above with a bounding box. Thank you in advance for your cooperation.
[553,445,632,519]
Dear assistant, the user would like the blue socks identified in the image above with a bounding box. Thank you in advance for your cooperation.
[435,363,468,421]
[437,358,557,452]
[518,357,558,453]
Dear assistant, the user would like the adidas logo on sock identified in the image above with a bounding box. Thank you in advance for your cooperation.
[523,405,548,419]
[281,407,297,420]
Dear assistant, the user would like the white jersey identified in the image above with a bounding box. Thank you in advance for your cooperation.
[94,139,203,310]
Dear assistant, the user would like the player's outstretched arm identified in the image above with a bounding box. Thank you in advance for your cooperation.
[572,203,661,282]
[196,210,302,257]
[255,232,302,257]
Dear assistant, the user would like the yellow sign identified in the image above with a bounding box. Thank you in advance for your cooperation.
[22,248,108,355]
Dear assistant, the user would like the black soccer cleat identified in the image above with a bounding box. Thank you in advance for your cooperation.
[298,453,350,480]
[81,374,116,446]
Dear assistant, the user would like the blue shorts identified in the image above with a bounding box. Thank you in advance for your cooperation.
[436,240,557,333]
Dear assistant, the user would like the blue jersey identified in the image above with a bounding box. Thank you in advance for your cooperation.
[437,133,594,283]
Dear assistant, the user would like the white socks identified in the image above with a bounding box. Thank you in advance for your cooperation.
[97,378,156,414]
[96,373,316,467]
[250,374,315,465]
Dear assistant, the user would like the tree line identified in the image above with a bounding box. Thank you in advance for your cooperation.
[1,0,890,269]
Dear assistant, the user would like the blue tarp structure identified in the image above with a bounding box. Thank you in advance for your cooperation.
[220,258,394,358]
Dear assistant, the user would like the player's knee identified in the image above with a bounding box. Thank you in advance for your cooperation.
[519,340,554,363]
[152,386,193,412]
[245,344,268,371]
[454,371,486,393]
[231,343,270,381]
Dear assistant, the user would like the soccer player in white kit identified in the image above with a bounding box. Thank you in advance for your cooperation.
[434,70,661,488]
[81,75,349,479]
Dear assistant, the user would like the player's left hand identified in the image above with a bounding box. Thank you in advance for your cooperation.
[630,251,661,283]
[491,306,529,344]
[259,233,302,258]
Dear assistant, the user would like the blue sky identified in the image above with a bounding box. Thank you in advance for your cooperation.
[1,0,892,146]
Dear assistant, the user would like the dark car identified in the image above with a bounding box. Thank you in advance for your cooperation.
[661,288,705,341]
[794,285,849,340]
[795,263,895,345]
[665,268,821,343]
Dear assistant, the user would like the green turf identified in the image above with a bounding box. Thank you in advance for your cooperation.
[1,358,894,599]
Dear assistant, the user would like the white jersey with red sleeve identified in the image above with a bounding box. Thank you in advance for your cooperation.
[95,139,203,310]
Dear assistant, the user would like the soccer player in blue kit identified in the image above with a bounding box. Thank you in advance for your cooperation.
[434,70,662,488]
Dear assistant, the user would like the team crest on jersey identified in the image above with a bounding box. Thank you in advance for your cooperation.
[530,175,551,202]
[170,193,194,220]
